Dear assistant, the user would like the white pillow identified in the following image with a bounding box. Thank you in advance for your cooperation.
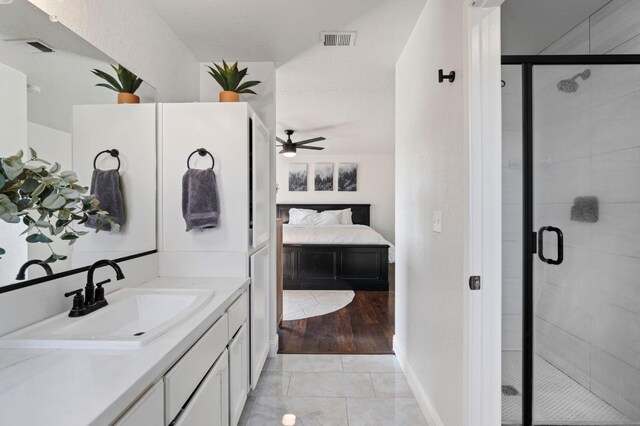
[288,208,316,225]
[297,210,342,226]
[326,208,353,225]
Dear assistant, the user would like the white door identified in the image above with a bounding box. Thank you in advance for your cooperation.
[251,113,270,248]
[174,350,229,426]
[250,246,269,389]
[228,323,249,426]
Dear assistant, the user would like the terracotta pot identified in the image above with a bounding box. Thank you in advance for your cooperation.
[219,91,240,102]
[118,92,140,104]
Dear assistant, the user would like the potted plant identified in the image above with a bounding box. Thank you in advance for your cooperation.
[205,61,261,102]
[91,65,144,104]
[0,148,118,263]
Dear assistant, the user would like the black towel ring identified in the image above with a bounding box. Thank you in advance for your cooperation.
[93,149,121,171]
[187,148,215,169]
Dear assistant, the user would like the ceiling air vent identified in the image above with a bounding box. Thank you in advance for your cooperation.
[320,31,356,47]
[5,38,54,53]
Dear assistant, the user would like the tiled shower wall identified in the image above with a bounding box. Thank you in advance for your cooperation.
[501,65,523,352]
[533,64,640,419]
[502,1,640,418]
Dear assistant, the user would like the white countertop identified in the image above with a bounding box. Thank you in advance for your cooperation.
[0,276,249,426]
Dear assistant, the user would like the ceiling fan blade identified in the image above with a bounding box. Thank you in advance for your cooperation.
[276,137,286,144]
[297,146,324,150]
[278,149,285,154]
[294,137,326,146]
[276,144,283,147]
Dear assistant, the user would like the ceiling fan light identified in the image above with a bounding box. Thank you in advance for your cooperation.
[282,144,297,157]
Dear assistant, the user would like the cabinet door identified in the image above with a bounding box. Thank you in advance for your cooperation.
[174,350,229,426]
[115,381,164,426]
[228,323,249,426]
[251,113,270,248]
[250,246,270,389]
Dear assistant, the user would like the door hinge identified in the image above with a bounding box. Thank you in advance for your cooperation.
[469,275,481,290]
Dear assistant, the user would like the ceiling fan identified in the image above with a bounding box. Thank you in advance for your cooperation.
[277,129,325,157]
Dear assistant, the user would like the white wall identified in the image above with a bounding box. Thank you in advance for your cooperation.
[276,154,395,242]
[28,0,199,102]
[395,0,467,424]
[0,63,28,285]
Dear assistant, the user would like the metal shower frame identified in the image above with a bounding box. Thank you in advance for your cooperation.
[501,54,640,426]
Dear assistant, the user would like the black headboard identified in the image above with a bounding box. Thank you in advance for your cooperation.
[277,204,371,226]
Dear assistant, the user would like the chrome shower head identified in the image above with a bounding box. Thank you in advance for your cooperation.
[557,69,591,93]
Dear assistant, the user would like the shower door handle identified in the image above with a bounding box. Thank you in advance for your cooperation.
[537,226,564,265]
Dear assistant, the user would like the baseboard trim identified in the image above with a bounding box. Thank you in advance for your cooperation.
[394,340,445,426]
[269,335,279,357]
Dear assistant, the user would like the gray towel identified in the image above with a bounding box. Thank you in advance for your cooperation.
[85,169,125,231]
[182,168,219,231]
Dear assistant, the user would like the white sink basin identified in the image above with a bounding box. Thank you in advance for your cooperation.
[0,288,215,349]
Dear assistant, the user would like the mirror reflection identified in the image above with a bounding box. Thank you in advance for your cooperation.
[0,0,157,287]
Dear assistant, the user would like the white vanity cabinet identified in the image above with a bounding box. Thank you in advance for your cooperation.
[115,289,250,426]
[228,324,249,425]
[174,350,229,426]
[115,381,164,426]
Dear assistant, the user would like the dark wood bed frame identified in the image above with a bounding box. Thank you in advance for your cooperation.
[276,204,389,291]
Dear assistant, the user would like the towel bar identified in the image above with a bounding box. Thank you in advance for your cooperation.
[93,149,121,171]
[187,148,215,170]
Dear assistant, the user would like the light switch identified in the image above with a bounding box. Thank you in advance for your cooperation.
[433,210,442,233]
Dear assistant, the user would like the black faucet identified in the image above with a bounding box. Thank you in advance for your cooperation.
[16,259,53,280]
[64,259,125,317]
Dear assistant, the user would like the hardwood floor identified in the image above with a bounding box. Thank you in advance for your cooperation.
[278,265,395,354]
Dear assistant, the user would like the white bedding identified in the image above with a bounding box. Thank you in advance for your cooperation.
[282,224,396,263]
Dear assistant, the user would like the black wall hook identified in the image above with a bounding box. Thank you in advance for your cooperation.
[187,148,215,169]
[438,69,456,83]
[93,149,120,171]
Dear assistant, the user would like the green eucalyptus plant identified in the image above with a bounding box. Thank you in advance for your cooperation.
[205,61,261,94]
[91,64,143,94]
[0,148,118,263]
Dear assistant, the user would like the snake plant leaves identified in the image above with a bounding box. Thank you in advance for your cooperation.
[92,65,143,94]
[205,61,261,94]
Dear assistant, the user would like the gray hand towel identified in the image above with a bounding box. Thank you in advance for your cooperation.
[182,168,219,231]
[85,169,125,231]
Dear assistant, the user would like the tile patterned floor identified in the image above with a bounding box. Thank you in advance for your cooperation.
[239,354,428,426]
[283,291,355,321]
[502,351,634,424]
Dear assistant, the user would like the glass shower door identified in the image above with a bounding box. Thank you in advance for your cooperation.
[531,64,640,424]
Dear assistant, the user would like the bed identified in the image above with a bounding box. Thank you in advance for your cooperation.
[277,204,393,291]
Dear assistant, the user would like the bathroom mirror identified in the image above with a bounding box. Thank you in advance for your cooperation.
[0,0,157,289]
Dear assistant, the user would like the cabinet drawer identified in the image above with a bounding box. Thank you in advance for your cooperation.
[115,381,164,426]
[165,314,229,424]
[227,291,248,338]
[174,349,229,426]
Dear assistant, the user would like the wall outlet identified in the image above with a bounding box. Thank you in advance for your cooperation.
[433,210,443,233]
